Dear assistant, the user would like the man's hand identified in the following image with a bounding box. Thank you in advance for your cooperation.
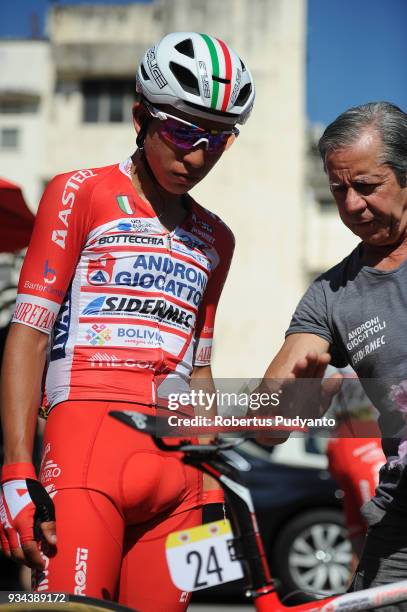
[0,463,56,569]
[257,351,342,445]
[288,351,343,414]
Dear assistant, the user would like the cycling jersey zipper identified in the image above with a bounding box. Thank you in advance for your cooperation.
[157,231,172,374]
[151,220,175,403]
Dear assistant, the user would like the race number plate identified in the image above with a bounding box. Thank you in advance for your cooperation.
[166,519,244,591]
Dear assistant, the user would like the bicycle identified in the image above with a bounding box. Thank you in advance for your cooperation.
[109,409,407,611]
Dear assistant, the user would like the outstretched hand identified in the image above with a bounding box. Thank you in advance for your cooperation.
[289,351,343,414]
[257,351,342,445]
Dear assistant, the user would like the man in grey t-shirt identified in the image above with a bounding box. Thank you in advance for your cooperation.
[261,102,407,595]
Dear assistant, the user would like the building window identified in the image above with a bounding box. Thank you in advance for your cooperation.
[0,100,38,114]
[82,79,135,123]
[1,128,19,150]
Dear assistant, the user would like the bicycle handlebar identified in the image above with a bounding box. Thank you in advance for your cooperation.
[109,409,275,595]
[109,409,245,454]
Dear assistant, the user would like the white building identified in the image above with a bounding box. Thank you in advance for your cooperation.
[0,40,52,209]
[304,126,359,277]
[0,0,356,378]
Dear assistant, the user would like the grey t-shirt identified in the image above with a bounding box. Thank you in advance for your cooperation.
[287,243,407,522]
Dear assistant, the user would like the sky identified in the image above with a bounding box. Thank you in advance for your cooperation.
[1,0,406,125]
[307,0,407,124]
[0,0,150,39]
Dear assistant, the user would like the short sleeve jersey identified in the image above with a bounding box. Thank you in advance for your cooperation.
[12,159,234,410]
[286,244,407,520]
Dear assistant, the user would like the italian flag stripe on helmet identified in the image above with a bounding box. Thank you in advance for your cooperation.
[217,38,233,112]
[200,33,220,109]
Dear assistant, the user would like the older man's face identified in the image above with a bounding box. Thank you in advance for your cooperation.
[326,129,407,246]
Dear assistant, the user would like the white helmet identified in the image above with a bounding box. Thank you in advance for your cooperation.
[136,32,255,125]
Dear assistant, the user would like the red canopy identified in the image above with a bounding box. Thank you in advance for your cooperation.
[0,178,35,253]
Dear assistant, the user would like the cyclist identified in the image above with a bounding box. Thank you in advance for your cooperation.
[258,102,407,593]
[0,32,255,610]
[328,434,384,563]
[326,371,385,564]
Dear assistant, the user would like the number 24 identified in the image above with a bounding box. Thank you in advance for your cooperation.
[187,546,224,588]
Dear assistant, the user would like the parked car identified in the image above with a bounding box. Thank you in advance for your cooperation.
[193,435,351,604]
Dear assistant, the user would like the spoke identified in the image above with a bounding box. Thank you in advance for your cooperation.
[310,565,328,590]
[334,552,353,564]
[334,540,352,554]
[301,565,319,585]
[328,564,346,590]
[334,563,352,581]
[325,524,341,546]
[289,553,319,569]
[310,525,328,550]
[293,536,314,555]
[302,565,327,589]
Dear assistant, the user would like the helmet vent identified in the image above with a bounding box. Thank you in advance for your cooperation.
[235,83,252,107]
[240,59,246,72]
[175,39,195,59]
[140,63,150,80]
[169,62,200,95]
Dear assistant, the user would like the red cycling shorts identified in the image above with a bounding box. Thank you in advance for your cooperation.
[33,401,205,611]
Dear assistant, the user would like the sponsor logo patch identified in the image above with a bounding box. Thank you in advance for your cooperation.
[44,260,57,285]
[87,253,115,285]
[230,68,242,106]
[199,61,210,98]
[118,327,164,344]
[40,456,62,485]
[52,169,96,250]
[50,287,72,361]
[117,219,156,233]
[146,47,168,89]
[13,302,57,331]
[51,229,67,249]
[74,548,88,595]
[82,296,193,330]
[116,194,136,215]
[88,353,152,369]
[98,234,165,246]
[86,323,112,346]
[23,280,65,299]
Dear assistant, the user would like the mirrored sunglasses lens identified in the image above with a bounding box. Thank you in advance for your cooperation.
[159,120,231,152]
[207,133,230,152]
[160,124,198,149]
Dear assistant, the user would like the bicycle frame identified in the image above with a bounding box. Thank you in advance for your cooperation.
[109,410,407,611]
[175,438,335,611]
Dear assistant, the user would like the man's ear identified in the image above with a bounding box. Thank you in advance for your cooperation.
[132,101,149,134]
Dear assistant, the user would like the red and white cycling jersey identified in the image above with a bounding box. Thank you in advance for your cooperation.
[12,158,234,410]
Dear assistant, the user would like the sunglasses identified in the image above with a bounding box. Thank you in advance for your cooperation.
[145,103,239,153]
